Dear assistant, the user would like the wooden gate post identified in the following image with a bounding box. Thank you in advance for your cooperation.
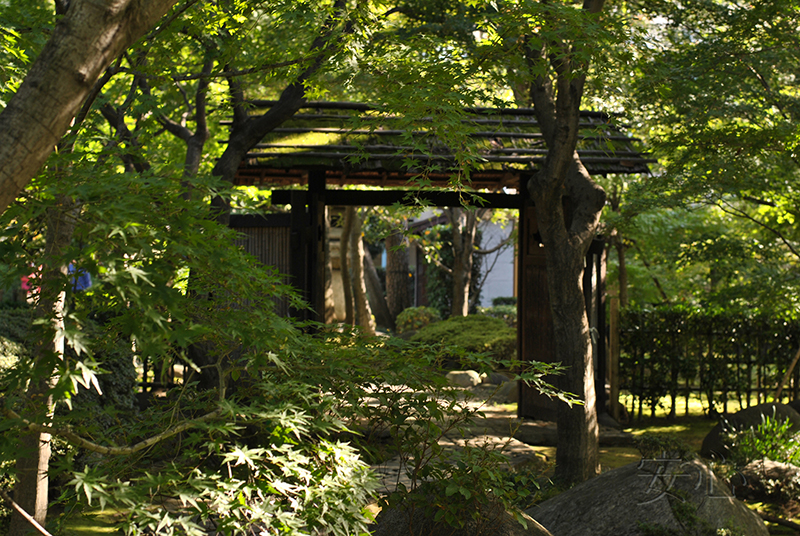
[289,171,327,323]
[517,180,607,421]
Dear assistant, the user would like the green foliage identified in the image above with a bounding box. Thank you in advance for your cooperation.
[395,306,441,334]
[336,334,567,531]
[724,415,800,468]
[410,315,516,366]
[635,433,693,461]
[477,304,517,328]
[0,307,31,372]
[617,0,800,317]
[637,489,743,536]
[421,225,482,319]
[620,305,800,417]
[492,296,517,307]
[0,164,560,535]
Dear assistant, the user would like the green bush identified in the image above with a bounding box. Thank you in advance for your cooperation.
[724,414,800,467]
[492,296,517,307]
[410,315,516,366]
[478,304,517,328]
[396,306,441,334]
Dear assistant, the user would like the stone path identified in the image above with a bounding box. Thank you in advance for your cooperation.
[369,383,634,495]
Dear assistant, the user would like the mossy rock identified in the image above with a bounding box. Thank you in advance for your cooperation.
[700,403,800,459]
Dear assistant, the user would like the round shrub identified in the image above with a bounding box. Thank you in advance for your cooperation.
[477,305,517,328]
[396,306,441,334]
[410,315,516,366]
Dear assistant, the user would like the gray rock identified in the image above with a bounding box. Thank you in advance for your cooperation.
[514,421,633,448]
[446,370,482,388]
[700,403,800,459]
[495,380,518,403]
[526,460,768,536]
[597,411,622,430]
[788,398,800,414]
[484,372,512,385]
[373,497,553,536]
[731,459,800,502]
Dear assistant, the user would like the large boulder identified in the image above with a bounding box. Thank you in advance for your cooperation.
[526,460,768,536]
[372,498,553,536]
[446,370,482,388]
[700,403,800,459]
[731,459,800,502]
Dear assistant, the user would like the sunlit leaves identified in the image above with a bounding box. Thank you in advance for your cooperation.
[616,0,800,313]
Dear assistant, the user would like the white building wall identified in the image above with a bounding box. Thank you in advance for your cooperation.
[476,220,516,307]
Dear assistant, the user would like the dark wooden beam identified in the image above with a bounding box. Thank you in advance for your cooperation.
[271,189,523,209]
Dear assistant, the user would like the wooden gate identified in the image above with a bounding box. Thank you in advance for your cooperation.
[517,201,607,421]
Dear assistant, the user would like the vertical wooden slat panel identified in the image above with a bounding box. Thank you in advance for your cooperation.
[231,214,292,317]
[518,204,559,420]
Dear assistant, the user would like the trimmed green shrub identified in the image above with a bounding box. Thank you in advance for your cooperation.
[492,296,517,307]
[477,305,517,328]
[396,306,441,334]
[410,315,516,366]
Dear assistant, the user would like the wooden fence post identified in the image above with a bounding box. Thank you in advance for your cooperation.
[608,284,620,422]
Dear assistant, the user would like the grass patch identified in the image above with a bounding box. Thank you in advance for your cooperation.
[600,447,641,471]
[59,509,125,535]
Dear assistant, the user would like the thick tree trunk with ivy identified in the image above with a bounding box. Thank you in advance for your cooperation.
[0,0,179,215]
[524,0,606,485]
[9,196,77,535]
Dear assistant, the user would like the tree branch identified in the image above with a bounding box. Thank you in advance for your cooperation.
[412,239,453,275]
[0,490,53,536]
[2,405,224,456]
[631,240,670,303]
[170,57,313,81]
[0,0,182,214]
[757,511,800,533]
[475,219,515,255]
[715,199,800,261]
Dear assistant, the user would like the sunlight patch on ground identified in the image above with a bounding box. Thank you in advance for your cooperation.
[599,447,640,471]
[62,509,125,536]
[628,424,689,436]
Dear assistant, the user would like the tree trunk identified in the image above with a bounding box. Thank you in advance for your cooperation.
[323,208,337,324]
[615,239,629,308]
[363,245,394,331]
[529,159,602,486]
[447,207,478,317]
[608,185,628,307]
[340,207,355,326]
[385,231,411,322]
[524,0,606,485]
[9,195,77,535]
[9,380,53,536]
[0,0,179,214]
[350,210,375,335]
